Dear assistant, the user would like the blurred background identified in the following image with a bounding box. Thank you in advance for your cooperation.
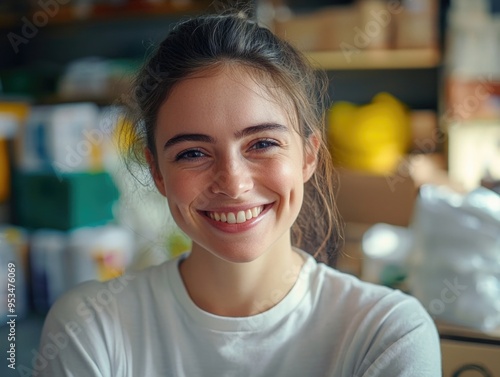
[1,0,500,375]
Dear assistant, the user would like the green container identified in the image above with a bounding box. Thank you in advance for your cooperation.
[13,171,119,230]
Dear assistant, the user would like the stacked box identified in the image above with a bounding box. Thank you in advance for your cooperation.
[13,170,119,230]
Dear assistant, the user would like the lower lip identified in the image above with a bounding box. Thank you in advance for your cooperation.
[200,204,272,233]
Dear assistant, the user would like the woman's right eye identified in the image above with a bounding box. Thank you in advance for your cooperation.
[175,149,206,161]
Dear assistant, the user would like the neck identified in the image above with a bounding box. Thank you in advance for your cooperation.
[179,240,305,317]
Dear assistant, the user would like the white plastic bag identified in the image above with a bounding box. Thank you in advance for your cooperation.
[408,185,500,333]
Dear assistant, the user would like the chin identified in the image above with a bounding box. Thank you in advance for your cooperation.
[203,243,268,264]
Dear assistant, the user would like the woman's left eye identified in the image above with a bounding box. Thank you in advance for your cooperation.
[250,139,279,151]
[175,149,206,161]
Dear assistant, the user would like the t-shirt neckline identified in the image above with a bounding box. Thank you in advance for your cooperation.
[167,249,316,332]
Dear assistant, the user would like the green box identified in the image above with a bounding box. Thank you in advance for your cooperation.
[13,171,119,230]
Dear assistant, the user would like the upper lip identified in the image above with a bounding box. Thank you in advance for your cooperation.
[199,203,271,213]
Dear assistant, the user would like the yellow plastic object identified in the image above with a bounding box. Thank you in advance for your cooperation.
[0,102,30,122]
[168,231,191,259]
[0,102,30,202]
[327,93,411,174]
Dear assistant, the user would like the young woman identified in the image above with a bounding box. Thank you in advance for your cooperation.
[38,11,441,376]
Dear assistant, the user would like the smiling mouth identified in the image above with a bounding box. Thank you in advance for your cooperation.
[204,205,265,224]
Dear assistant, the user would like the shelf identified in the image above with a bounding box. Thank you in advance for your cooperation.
[37,94,118,106]
[0,2,210,28]
[305,48,441,70]
[436,320,500,342]
[44,2,209,25]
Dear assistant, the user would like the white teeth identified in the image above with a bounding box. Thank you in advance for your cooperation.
[207,206,264,224]
[227,213,236,224]
[237,211,246,223]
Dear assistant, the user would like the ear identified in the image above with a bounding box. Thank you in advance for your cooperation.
[145,148,167,197]
[303,132,320,183]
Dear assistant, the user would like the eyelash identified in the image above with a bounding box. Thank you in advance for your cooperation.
[174,139,280,162]
[174,149,206,161]
[250,138,280,151]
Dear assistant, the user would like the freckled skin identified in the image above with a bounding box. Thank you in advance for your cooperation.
[148,66,317,265]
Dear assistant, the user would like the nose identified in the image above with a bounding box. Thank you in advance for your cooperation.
[210,155,253,198]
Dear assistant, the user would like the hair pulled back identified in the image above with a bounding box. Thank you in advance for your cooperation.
[125,10,343,264]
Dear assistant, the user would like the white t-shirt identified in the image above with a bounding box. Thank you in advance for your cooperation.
[36,250,441,376]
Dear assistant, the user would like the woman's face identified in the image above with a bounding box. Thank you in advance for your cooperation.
[148,65,317,263]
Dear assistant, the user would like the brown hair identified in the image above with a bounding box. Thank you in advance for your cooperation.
[123,10,343,264]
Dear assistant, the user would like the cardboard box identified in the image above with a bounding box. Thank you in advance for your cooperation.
[274,1,402,52]
[334,150,459,228]
[395,0,438,49]
[335,222,371,277]
[410,110,440,153]
[441,340,500,376]
[335,166,418,227]
[274,6,361,51]
[357,0,394,50]
[438,322,500,376]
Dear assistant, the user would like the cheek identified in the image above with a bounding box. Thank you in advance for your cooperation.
[263,158,305,198]
[163,171,213,210]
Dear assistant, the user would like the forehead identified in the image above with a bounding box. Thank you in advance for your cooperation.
[158,63,297,129]
[185,62,289,100]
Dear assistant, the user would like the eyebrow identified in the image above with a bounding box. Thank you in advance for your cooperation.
[163,123,289,151]
[163,134,215,151]
[234,123,289,139]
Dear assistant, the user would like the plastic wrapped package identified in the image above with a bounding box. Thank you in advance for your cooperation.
[408,184,500,333]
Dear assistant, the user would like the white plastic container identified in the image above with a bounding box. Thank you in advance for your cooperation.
[30,229,67,312]
[19,103,102,173]
[67,225,135,288]
[361,223,413,286]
